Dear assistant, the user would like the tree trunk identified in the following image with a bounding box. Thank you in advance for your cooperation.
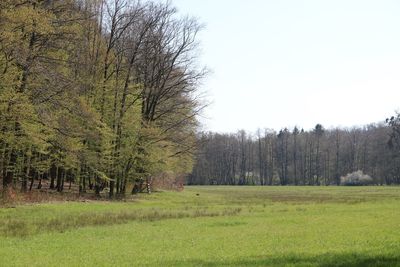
[60,171,65,192]
[56,167,62,192]
[49,164,56,190]
[29,171,36,191]
[37,173,43,189]
[3,148,16,192]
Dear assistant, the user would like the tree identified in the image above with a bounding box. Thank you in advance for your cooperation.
[0,0,206,197]
[292,127,299,185]
[313,124,324,185]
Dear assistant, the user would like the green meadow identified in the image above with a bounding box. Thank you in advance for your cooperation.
[1,186,399,267]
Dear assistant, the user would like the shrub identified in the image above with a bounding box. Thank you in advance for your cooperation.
[340,170,373,186]
[151,172,185,191]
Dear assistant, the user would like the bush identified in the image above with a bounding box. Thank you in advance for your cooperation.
[340,170,373,186]
[151,172,185,191]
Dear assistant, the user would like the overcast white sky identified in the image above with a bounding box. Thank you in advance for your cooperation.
[172,0,400,133]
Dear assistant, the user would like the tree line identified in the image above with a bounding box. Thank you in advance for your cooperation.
[189,119,400,186]
[0,0,205,197]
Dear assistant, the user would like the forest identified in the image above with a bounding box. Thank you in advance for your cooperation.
[189,119,400,186]
[0,0,205,198]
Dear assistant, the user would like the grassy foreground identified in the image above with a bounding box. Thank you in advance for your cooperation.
[0,186,399,267]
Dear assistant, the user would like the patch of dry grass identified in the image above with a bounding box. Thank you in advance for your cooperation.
[0,206,242,237]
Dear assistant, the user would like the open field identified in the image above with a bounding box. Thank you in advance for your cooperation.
[1,186,400,266]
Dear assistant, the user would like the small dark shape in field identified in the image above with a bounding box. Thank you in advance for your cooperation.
[211,221,247,227]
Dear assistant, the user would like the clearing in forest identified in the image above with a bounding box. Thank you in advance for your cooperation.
[0,186,399,266]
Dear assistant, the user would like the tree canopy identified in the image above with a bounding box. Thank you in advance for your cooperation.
[0,0,205,197]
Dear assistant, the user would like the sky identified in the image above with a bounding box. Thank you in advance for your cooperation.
[171,0,400,133]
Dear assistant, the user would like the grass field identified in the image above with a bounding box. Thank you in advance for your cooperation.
[0,186,399,267]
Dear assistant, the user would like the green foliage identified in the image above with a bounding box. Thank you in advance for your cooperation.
[0,0,203,195]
